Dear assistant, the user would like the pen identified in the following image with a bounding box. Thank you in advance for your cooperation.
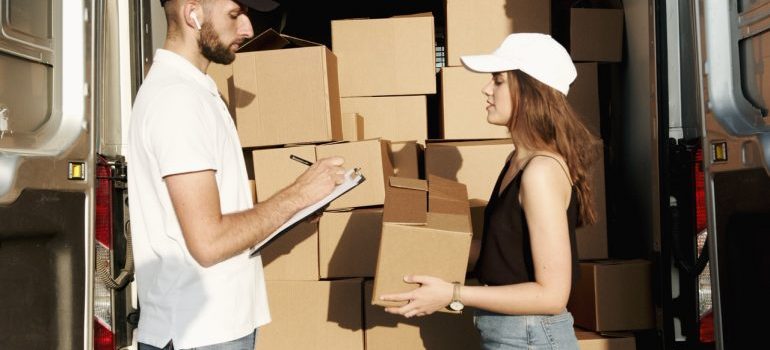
[290,154,313,166]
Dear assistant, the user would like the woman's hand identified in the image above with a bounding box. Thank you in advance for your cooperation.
[380,275,454,318]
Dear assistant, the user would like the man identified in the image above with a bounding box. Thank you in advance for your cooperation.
[127,0,345,349]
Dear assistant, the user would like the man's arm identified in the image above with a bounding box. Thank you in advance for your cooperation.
[165,157,345,267]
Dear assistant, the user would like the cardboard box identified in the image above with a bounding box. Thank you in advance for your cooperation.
[570,8,624,62]
[233,29,342,147]
[256,279,364,350]
[389,141,422,179]
[206,62,235,116]
[252,145,316,201]
[372,175,472,310]
[319,209,382,278]
[364,280,481,350]
[567,63,601,137]
[332,15,436,97]
[315,139,394,209]
[249,180,257,204]
[424,139,514,201]
[576,144,608,260]
[260,221,319,281]
[468,199,487,271]
[341,112,362,141]
[440,67,511,139]
[575,328,636,350]
[340,96,428,142]
[568,260,654,331]
[445,0,550,66]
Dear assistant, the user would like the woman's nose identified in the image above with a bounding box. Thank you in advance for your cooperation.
[482,80,494,96]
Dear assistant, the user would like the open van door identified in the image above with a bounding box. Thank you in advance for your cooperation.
[0,0,141,348]
[659,0,770,349]
[0,0,94,348]
[698,1,770,349]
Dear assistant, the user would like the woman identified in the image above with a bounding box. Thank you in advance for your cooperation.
[380,33,600,349]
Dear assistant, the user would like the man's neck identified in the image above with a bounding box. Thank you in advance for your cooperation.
[163,38,210,73]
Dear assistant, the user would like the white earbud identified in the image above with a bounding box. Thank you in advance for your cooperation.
[191,12,202,30]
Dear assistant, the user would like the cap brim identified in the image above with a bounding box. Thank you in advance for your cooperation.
[460,54,517,73]
[240,0,280,12]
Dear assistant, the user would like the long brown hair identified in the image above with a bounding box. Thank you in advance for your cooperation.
[506,70,600,226]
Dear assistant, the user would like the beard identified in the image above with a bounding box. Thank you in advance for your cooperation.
[199,21,237,65]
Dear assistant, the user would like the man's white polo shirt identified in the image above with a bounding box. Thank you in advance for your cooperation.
[127,49,270,348]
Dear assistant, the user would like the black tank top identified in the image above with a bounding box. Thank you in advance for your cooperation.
[474,155,580,286]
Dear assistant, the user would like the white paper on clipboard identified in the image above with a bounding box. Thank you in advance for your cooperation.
[249,168,365,256]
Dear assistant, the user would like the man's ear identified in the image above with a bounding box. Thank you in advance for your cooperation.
[183,2,202,32]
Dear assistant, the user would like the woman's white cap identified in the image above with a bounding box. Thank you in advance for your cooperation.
[460,33,577,95]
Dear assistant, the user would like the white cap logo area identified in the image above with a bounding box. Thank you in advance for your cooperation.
[460,33,577,95]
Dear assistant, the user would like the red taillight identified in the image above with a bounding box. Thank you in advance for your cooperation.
[700,308,715,343]
[96,159,113,248]
[95,156,115,349]
[694,148,707,232]
[94,317,115,350]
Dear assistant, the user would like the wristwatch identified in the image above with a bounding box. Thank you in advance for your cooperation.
[448,282,464,312]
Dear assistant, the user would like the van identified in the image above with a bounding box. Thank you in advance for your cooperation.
[1,1,768,349]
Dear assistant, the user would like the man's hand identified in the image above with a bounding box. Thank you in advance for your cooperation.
[290,157,346,208]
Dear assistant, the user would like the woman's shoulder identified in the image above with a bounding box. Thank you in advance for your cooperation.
[521,152,573,188]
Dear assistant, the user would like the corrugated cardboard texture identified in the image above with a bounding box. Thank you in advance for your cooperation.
[576,144,608,259]
[341,112,363,141]
[425,139,514,201]
[373,223,471,306]
[383,177,427,225]
[468,199,487,271]
[570,8,624,62]
[206,63,235,117]
[427,174,471,218]
[240,28,320,51]
[332,16,436,97]
[440,67,510,139]
[233,46,342,147]
[256,279,364,350]
[260,221,319,281]
[248,180,257,204]
[389,141,422,178]
[319,209,382,278]
[568,260,654,331]
[364,281,481,350]
[575,328,636,350]
[252,145,316,201]
[445,0,550,66]
[567,63,601,137]
[341,96,428,142]
[373,177,472,310]
[316,139,394,209]
[390,176,428,191]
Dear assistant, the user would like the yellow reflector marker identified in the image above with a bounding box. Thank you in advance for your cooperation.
[712,142,728,162]
[68,162,86,180]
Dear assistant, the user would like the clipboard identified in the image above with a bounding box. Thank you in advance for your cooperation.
[249,168,366,256]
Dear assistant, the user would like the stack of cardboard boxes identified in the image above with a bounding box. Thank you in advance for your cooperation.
[205,1,653,349]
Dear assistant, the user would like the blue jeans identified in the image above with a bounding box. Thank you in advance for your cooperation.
[474,310,578,350]
[138,329,257,350]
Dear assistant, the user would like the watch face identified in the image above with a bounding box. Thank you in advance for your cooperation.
[449,301,464,311]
